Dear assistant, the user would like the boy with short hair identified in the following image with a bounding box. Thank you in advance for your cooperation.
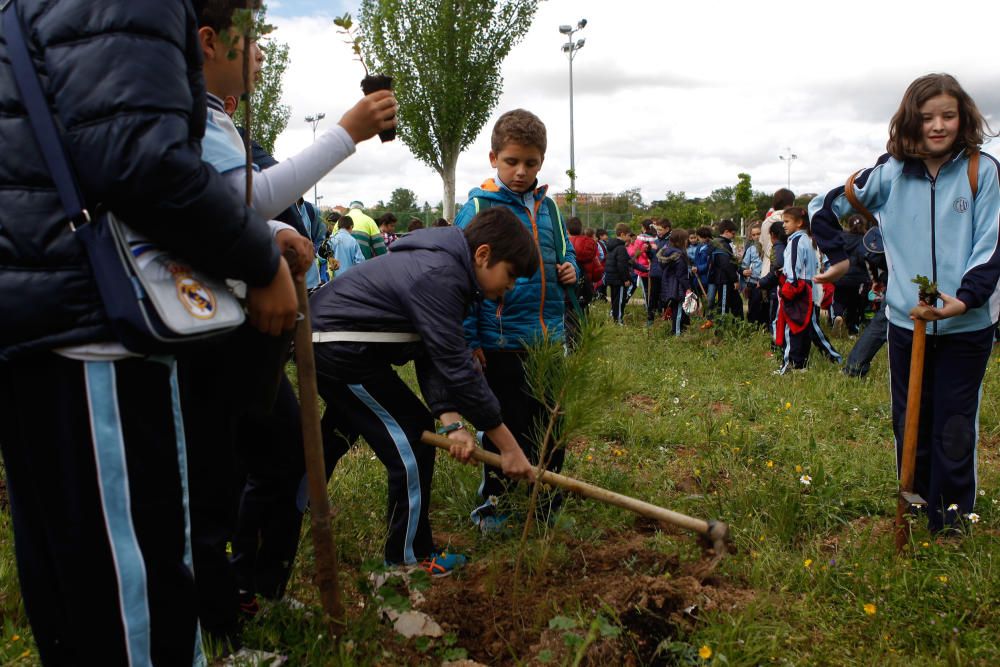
[330,216,366,277]
[708,220,743,317]
[192,1,396,644]
[310,209,538,573]
[454,109,579,531]
[692,226,713,294]
[604,223,633,324]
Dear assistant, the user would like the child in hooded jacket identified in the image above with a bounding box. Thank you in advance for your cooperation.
[657,229,693,335]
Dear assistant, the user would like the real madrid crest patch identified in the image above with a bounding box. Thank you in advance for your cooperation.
[168,263,217,319]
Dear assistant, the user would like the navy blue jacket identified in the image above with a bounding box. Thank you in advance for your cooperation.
[656,244,691,303]
[0,1,279,360]
[309,227,502,430]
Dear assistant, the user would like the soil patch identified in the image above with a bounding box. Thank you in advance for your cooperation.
[418,531,753,665]
[625,394,659,413]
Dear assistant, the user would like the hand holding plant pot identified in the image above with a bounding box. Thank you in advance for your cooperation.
[338,89,398,144]
[334,13,396,142]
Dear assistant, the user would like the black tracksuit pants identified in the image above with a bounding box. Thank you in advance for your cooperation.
[745,282,768,327]
[231,374,304,601]
[781,305,842,370]
[609,284,627,323]
[0,354,201,666]
[473,349,564,521]
[887,323,992,532]
[314,356,436,565]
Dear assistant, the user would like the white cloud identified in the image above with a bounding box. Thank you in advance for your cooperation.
[268,0,1000,212]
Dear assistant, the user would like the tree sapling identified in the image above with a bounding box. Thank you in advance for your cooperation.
[911,274,940,306]
[334,13,395,142]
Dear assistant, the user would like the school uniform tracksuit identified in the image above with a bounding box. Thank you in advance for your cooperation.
[310,227,506,564]
[742,242,768,326]
[810,148,1000,531]
[776,230,842,371]
[603,238,631,324]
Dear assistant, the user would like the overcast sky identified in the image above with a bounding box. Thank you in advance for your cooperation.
[265,0,1000,210]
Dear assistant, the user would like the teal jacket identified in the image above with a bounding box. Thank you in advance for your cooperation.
[454,178,578,349]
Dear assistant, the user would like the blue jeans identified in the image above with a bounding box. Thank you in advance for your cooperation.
[843,301,888,377]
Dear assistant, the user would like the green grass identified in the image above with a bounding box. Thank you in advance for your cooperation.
[2,302,999,665]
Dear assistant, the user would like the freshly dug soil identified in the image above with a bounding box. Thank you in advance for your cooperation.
[418,531,753,665]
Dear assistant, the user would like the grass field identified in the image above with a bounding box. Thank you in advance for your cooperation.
[2,300,999,665]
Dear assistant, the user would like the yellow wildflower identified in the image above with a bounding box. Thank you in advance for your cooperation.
[794,465,803,473]
[938,575,948,584]
[785,402,791,409]
[585,455,593,462]
[864,603,877,616]
[699,645,713,660]
[11,634,19,642]
[804,558,813,568]
[766,460,774,468]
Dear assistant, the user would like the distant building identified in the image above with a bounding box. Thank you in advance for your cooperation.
[552,192,616,208]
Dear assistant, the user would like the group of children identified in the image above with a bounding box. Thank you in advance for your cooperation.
[1,3,997,661]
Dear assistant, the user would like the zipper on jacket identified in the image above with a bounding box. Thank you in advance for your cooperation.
[524,198,547,336]
[929,175,938,335]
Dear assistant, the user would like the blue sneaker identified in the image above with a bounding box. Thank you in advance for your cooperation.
[419,551,467,578]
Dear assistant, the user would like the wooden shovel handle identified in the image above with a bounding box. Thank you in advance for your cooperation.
[895,307,930,553]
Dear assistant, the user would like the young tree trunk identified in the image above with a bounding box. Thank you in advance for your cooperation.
[441,149,459,222]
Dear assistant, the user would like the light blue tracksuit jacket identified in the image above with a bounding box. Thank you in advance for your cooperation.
[809,149,1000,334]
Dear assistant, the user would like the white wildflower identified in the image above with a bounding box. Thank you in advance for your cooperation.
[947,503,959,512]
[966,513,981,524]
[799,475,812,486]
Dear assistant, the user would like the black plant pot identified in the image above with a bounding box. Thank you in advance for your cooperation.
[361,74,396,143]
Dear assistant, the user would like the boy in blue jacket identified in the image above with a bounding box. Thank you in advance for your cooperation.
[454,109,579,532]
[310,209,537,574]
[810,73,1000,533]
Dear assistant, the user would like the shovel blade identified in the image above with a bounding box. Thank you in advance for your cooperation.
[900,491,927,507]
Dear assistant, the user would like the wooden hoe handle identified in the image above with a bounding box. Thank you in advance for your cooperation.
[421,431,728,551]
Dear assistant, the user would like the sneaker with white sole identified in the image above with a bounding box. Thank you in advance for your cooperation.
[419,551,467,577]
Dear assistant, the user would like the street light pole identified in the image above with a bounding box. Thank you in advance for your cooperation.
[560,19,587,218]
[779,147,798,190]
[305,113,326,206]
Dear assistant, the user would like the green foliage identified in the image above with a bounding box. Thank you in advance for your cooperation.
[912,274,940,305]
[333,13,370,75]
[385,187,418,212]
[234,34,291,154]
[358,0,540,220]
[735,172,755,220]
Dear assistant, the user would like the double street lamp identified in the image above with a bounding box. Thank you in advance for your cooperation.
[560,19,586,217]
[779,147,798,190]
[305,113,326,206]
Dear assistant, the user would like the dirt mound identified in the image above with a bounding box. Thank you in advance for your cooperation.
[418,531,752,665]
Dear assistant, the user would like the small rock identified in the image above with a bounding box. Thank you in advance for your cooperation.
[385,609,444,638]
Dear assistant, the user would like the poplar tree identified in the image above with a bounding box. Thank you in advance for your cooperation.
[359,0,539,220]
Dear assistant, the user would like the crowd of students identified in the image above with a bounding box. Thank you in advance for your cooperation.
[1,1,998,663]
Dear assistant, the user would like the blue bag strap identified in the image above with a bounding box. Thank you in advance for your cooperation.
[2,0,89,226]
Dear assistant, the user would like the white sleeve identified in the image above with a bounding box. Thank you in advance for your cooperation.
[266,220,296,238]
[220,124,356,220]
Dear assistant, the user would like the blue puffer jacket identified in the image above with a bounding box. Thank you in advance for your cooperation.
[0,0,279,360]
[309,227,502,430]
[454,178,578,349]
